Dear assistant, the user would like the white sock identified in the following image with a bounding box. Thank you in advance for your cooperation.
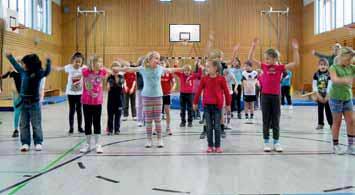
[94,134,100,145]
[86,135,91,145]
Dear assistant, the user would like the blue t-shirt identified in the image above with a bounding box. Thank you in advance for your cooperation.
[281,70,292,87]
[139,65,165,97]
[229,68,243,84]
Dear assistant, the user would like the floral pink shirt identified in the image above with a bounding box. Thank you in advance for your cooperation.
[81,68,107,105]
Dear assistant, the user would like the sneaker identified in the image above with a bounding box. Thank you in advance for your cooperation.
[206,147,213,153]
[263,143,272,152]
[196,116,201,120]
[153,132,157,135]
[68,129,74,134]
[188,122,193,127]
[35,144,42,151]
[221,131,226,139]
[145,139,153,148]
[316,125,324,130]
[122,117,128,121]
[333,145,346,155]
[273,143,283,152]
[157,139,164,148]
[200,131,206,139]
[12,129,19,138]
[114,131,120,135]
[96,144,103,153]
[80,144,91,153]
[199,120,204,124]
[179,122,186,127]
[215,147,223,153]
[245,115,249,119]
[288,105,293,110]
[238,113,242,119]
[78,128,84,133]
[166,128,172,136]
[137,122,143,127]
[225,124,231,130]
[20,144,30,152]
[347,145,355,155]
[133,117,137,121]
[107,131,113,136]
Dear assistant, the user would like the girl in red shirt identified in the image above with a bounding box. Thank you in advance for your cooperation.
[248,38,300,153]
[161,60,176,135]
[193,60,231,153]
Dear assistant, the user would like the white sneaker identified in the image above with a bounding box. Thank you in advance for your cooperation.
[333,145,346,155]
[263,143,272,152]
[20,144,30,152]
[137,122,143,127]
[348,145,355,155]
[157,139,164,148]
[288,105,293,110]
[122,117,128,121]
[96,144,103,154]
[145,139,153,148]
[35,144,42,151]
[133,117,137,121]
[80,144,91,153]
[273,143,283,152]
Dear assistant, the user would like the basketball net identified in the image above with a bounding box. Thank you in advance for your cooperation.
[180,39,189,46]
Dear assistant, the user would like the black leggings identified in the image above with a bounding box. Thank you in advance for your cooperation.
[261,94,281,140]
[83,104,102,135]
[317,101,333,126]
[281,86,292,105]
[107,106,122,133]
[68,95,82,130]
[180,93,193,123]
[231,84,242,113]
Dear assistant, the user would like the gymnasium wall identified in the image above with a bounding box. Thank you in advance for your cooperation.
[0,2,63,97]
[301,2,355,87]
[61,0,303,89]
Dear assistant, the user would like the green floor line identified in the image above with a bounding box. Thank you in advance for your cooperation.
[8,139,85,195]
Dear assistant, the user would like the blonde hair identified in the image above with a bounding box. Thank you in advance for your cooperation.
[208,49,224,60]
[183,64,192,71]
[111,61,121,69]
[88,55,102,70]
[143,51,160,67]
[264,48,280,59]
[338,47,354,57]
[208,60,222,73]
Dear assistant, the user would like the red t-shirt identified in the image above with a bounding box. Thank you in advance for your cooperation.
[175,72,193,93]
[124,72,136,93]
[193,75,231,109]
[260,63,286,95]
[161,72,174,95]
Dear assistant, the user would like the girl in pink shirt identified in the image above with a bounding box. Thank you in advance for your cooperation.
[248,38,300,153]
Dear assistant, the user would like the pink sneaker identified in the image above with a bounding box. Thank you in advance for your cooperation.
[206,147,213,153]
[215,147,223,153]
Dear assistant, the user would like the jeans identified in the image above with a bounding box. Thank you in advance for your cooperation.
[261,94,281,140]
[204,105,222,148]
[13,96,21,129]
[180,93,193,123]
[124,92,136,117]
[68,95,82,130]
[20,101,43,145]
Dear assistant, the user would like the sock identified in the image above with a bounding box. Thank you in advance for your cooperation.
[333,139,339,146]
[348,135,355,145]
[94,134,100,145]
[86,135,91,145]
[273,139,279,145]
[264,139,270,144]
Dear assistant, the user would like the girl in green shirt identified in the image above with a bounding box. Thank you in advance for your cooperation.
[329,47,355,155]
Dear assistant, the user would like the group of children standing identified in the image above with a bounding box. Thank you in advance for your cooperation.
[1,38,353,155]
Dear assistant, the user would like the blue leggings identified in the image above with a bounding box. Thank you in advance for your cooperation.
[13,97,21,130]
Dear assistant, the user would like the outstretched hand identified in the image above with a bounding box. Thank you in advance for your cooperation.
[291,39,299,49]
[252,38,259,46]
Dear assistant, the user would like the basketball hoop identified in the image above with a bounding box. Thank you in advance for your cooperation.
[10,24,27,31]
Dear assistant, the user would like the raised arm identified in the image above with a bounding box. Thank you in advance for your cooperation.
[166,67,184,73]
[286,39,300,70]
[312,50,330,59]
[43,58,52,77]
[1,71,11,79]
[248,38,261,67]
[6,52,24,73]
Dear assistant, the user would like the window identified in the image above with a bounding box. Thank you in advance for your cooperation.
[315,0,355,34]
[1,0,52,34]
